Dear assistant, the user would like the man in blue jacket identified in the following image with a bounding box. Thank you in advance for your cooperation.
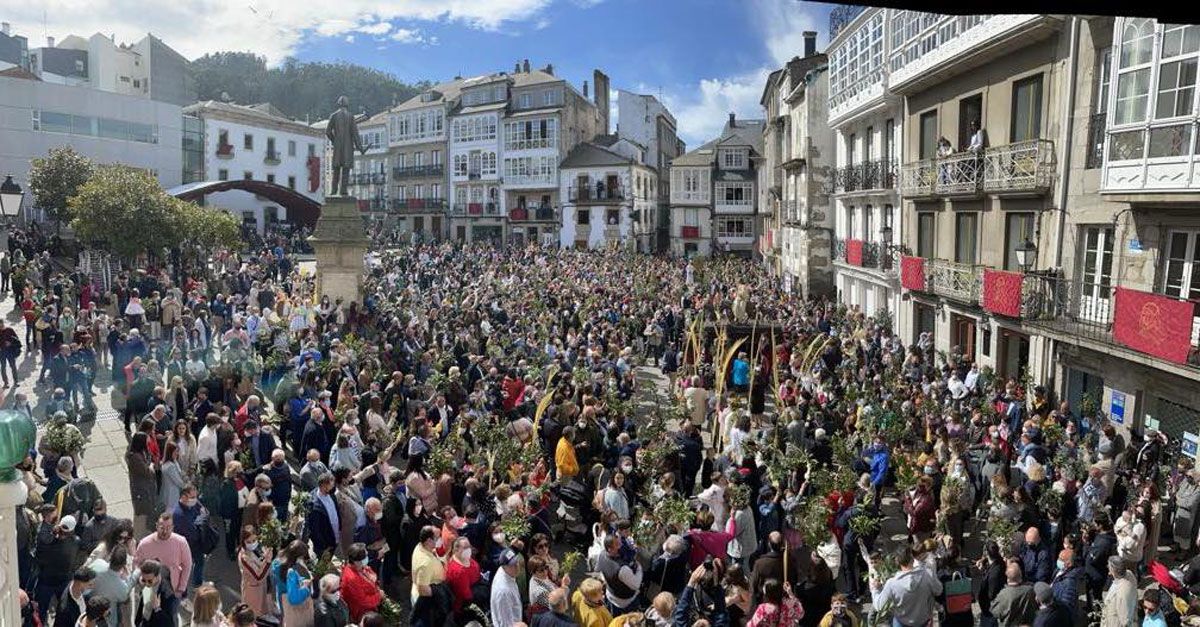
[865,435,891,513]
[171,484,211,593]
[1020,527,1053,584]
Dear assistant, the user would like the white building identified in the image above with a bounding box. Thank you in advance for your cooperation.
[182,100,324,233]
[449,74,508,244]
[559,139,656,250]
[0,73,183,217]
[24,32,194,106]
[348,112,389,213]
[669,144,714,257]
[826,8,902,317]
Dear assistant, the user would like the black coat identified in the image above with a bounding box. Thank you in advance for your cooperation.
[314,596,351,627]
[133,581,179,627]
[647,550,689,596]
[1032,602,1073,627]
[1083,531,1117,586]
[305,494,339,558]
[301,419,331,464]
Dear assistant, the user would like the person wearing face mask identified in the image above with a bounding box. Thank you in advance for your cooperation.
[243,474,274,529]
[555,426,580,482]
[131,559,179,627]
[940,456,975,548]
[1048,548,1081,624]
[817,592,861,627]
[410,525,447,627]
[171,484,212,597]
[237,527,275,616]
[314,574,350,627]
[445,536,482,619]
[903,476,937,542]
[340,543,383,622]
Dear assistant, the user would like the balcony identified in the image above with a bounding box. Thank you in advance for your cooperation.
[264,150,281,165]
[510,204,557,221]
[829,4,867,40]
[216,144,234,159]
[467,169,481,180]
[832,238,896,272]
[570,184,625,203]
[909,258,983,304]
[900,141,1054,197]
[714,197,754,214]
[393,164,444,179]
[359,198,387,212]
[452,202,500,216]
[1023,273,1200,370]
[505,173,557,187]
[1102,122,1200,195]
[832,159,898,194]
[390,198,448,213]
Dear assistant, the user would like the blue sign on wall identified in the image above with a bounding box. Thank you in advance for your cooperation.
[1183,433,1200,460]
[1110,390,1126,424]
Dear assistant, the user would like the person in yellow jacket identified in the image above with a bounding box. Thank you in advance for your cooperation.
[609,611,644,626]
[572,577,612,627]
[556,426,580,481]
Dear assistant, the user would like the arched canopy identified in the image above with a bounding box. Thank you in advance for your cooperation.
[166,180,322,228]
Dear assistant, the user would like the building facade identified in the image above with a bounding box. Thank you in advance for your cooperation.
[826,10,903,317]
[669,145,714,257]
[558,139,656,249]
[762,35,835,299]
[25,32,195,105]
[0,74,184,217]
[616,90,684,251]
[383,82,457,241]
[449,74,509,244]
[349,113,390,223]
[182,100,324,232]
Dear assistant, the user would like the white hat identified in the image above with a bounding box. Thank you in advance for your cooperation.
[814,428,827,440]
[60,515,77,532]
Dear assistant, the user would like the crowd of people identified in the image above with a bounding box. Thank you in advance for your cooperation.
[8,236,1200,627]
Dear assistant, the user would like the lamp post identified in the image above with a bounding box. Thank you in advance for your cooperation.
[1015,237,1038,272]
[0,176,25,253]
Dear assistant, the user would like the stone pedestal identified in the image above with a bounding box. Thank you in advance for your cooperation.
[308,196,368,306]
[0,479,28,627]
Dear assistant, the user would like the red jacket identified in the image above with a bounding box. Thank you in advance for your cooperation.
[502,376,526,411]
[339,564,382,622]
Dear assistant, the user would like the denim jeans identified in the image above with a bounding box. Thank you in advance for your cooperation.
[190,550,206,589]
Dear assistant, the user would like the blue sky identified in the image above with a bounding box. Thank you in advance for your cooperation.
[8,0,834,146]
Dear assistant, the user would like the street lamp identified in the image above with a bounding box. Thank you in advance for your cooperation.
[1015,237,1038,271]
[0,175,24,219]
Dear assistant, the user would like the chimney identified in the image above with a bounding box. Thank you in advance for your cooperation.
[729,112,736,126]
[803,31,817,57]
[544,63,553,76]
[47,36,55,48]
[583,80,589,98]
[1,23,10,36]
[522,59,530,73]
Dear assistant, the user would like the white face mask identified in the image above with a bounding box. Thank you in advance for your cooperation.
[246,541,260,552]
[492,532,506,544]
[141,586,155,605]
[460,547,473,561]
[372,511,383,521]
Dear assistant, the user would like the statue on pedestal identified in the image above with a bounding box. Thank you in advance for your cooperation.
[326,95,366,197]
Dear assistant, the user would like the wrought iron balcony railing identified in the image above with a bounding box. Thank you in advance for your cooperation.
[509,204,557,221]
[924,258,983,303]
[392,164,445,178]
[901,141,1054,196]
[832,159,898,193]
[264,150,281,165]
[452,202,500,215]
[389,198,448,212]
[570,184,625,203]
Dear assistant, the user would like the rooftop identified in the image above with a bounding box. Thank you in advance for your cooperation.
[183,100,323,135]
[560,141,636,169]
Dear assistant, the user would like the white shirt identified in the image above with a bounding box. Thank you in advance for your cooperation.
[490,567,523,627]
[196,426,218,466]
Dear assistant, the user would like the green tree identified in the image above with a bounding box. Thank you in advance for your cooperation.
[175,198,242,252]
[68,166,182,259]
[28,147,94,227]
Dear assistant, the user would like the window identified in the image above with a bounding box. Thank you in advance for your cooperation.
[432,183,441,199]
[1079,226,1116,322]
[1162,230,1200,303]
[577,209,591,225]
[308,143,316,157]
[607,209,619,225]
[244,134,253,150]
[717,219,748,238]
[432,150,441,165]
[396,154,407,169]
[413,184,423,199]
[266,174,276,184]
[218,169,229,181]
[414,152,424,167]
[684,209,699,226]
[32,110,157,144]
[848,134,857,164]
[519,93,531,108]
[845,206,856,239]
[453,155,468,176]
[919,110,938,159]
[287,176,296,189]
[1011,75,1043,142]
[722,150,747,169]
[243,171,253,181]
[954,212,978,265]
[1115,18,1155,125]
[1155,59,1197,119]
[1004,212,1036,270]
[1095,47,1112,114]
[884,119,895,163]
[396,185,406,200]
[266,137,277,157]
[288,140,296,157]
[218,129,229,147]
[863,205,874,241]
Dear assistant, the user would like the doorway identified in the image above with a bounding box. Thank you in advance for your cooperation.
[1065,368,1103,419]
[951,313,977,363]
[958,94,983,152]
[456,225,466,241]
[913,302,937,345]
[997,328,1030,381]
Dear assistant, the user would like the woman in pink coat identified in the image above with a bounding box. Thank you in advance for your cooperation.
[237,526,276,616]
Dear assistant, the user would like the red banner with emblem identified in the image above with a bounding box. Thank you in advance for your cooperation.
[982,269,1023,317]
[847,239,864,266]
[900,256,925,291]
[1113,287,1194,364]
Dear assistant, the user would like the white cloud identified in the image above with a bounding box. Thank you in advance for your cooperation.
[3,0,553,65]
[750,0,825,65]
[389,28,425,44]
[653,68,770,148]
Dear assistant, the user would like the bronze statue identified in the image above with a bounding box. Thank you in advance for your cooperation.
[326,95,366,196]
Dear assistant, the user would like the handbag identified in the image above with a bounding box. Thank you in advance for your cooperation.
[944,571,973,614]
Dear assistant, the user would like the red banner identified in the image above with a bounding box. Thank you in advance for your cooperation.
[847,239,864,266]
[900,256,926,291]
[306,156,321,193]
[1113,287,1195,364]
[982,269,1023,317]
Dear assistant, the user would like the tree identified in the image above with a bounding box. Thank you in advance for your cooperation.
[174,198,242,256]
[28,147,94,227]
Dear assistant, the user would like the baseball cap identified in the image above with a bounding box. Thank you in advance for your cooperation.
[499,548,520,566]
[60,515,77,532]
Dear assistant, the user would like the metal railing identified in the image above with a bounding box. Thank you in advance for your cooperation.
[1085,113,1106,170]
[1021,272,1200,368]
[833,159,898,193]
[982,139,1055,192]
[452,202,500,215]
[925,258,982,303]
[264,150,281,164]
[570,184,625,203]
[393,164,444,178]
[509,204,557,221]
[216,144,234,158]
[901,141,1055,196]
[389,198,447,212]
[833,238,847,262]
